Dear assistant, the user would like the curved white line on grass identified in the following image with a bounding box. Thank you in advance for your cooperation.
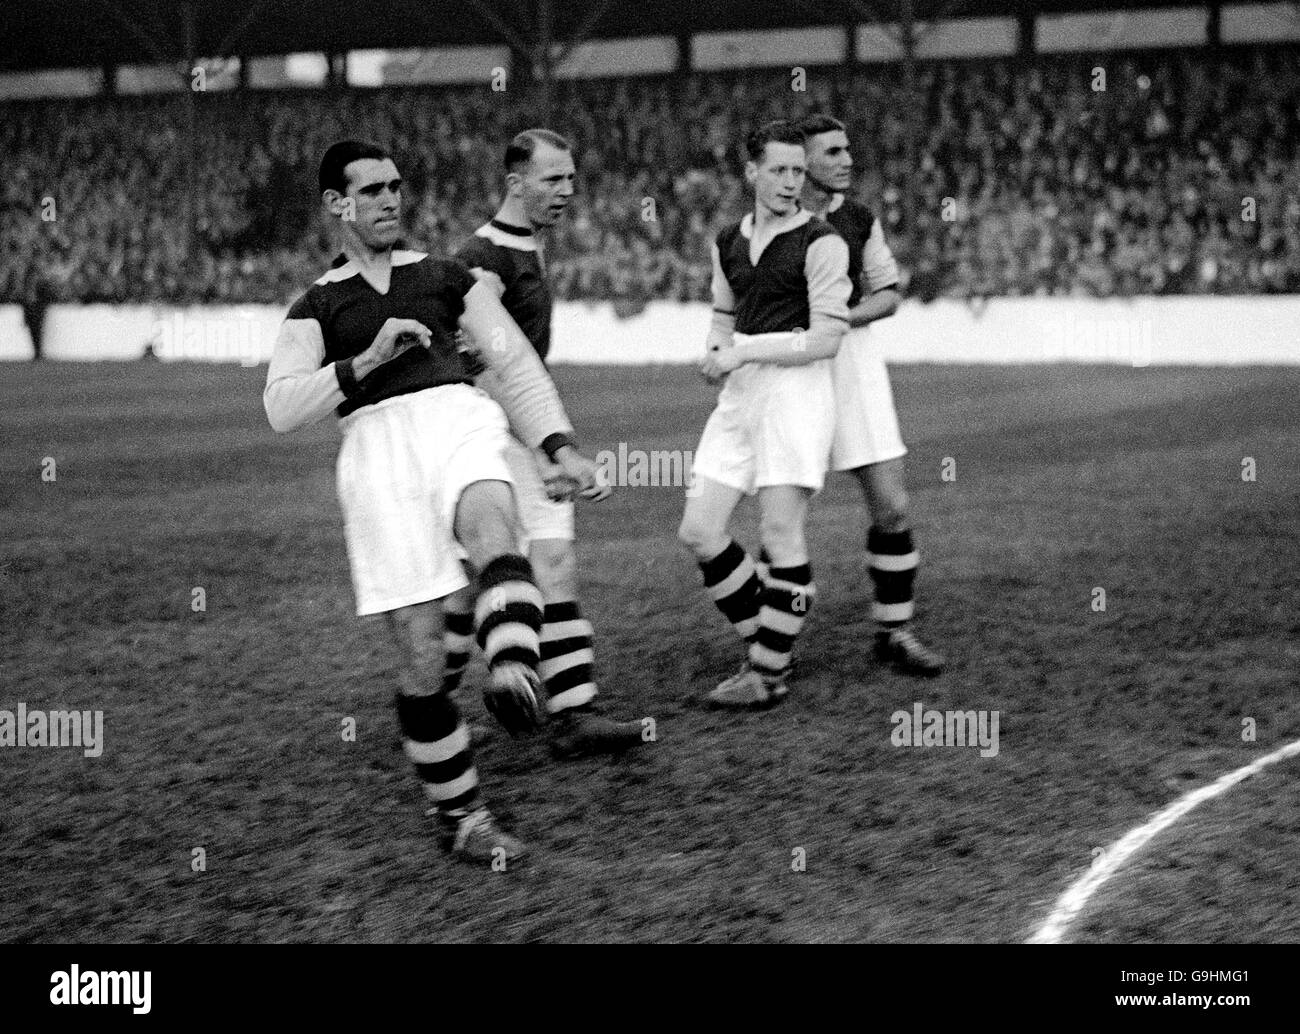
[1028,736,1300,944]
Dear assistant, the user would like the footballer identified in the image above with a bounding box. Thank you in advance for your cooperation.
[678,120,852,708]
[455,128,648,757]
[797,113,944,675]
[263,141,604,864]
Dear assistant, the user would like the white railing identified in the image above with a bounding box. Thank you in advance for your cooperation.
[3,296,1297,365]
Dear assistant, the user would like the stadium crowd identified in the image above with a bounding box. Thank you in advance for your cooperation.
[3,46,1298,307]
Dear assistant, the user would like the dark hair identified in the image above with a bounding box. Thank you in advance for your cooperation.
[797,113,846,140]
[505,128,572,174]
[319,140,390,195]
[745,120,805,162]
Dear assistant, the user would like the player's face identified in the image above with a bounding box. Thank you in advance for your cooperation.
[338,157,403,251]
[515,143,577,228]
[747,141,806,217]
[805,130,852,192]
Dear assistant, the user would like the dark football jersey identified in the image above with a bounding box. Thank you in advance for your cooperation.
[715,213,845,334]
[455,220,553,361]
[283,250,474,418]
[824,197,899,308]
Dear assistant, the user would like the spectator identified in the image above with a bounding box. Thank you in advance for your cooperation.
[2,46,1298,305]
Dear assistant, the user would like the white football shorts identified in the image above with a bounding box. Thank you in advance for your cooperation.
[692,335,837,494]
[335,383,513,616]
[830,326,907,471]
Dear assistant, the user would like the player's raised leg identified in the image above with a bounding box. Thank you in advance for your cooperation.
[329,393,531,865]
[852,458,944,675]
[454,479,549,736]
[264,138,595,864]
[384,596,525,864]
[453,129,649,760]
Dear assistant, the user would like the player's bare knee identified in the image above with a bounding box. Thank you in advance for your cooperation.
[531,540,577,599]
[462,525,516,568]
[442,585,474,616]
[456,482,520,567]
[676,516,699,553]
[759,512,806,561]
[874,491,909,533]
[678,513,724,560]
[850,465,875,499]
[384,614,446,687]
[397,656,445,698]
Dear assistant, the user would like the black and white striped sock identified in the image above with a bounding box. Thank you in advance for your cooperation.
[540,600,598,714]
[475,554,544,673]
[867,526,918,630]
[395,690,480,814]
[749,562,815,684]
[699,539,762,643]
[442,609,473,695]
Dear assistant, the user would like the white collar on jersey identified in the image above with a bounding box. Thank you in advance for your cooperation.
[475,222,539,252]
[314,249,427,286]
[739,208,812,240]
[741,209,813,265]
[827,192,846,214]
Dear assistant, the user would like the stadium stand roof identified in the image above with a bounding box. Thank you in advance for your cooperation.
[3,0,1216,73]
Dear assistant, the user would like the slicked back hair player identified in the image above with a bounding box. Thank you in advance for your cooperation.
[263,140,606,864]
[678,120,852,708]
[454,128,648,757]
[797,113,944,675]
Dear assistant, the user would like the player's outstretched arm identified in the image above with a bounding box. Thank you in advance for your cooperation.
[458,280,574,448]
[458,284,611,502]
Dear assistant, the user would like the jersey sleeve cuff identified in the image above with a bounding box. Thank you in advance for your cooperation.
[335,358,363,399]
[541,432,575,461]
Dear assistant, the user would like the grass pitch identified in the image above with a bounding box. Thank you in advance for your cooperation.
[2,361,1298,942]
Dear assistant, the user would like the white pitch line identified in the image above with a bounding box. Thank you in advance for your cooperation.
[1028,736,1300,944]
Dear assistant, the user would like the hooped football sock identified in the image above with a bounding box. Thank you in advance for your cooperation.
[540,600,598,714]
[395,690,480,813]
[475,554,544,675]
[699,539,762,643]
[867,526,918,629]
[442,609,473,695]
[749,562,815,684]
